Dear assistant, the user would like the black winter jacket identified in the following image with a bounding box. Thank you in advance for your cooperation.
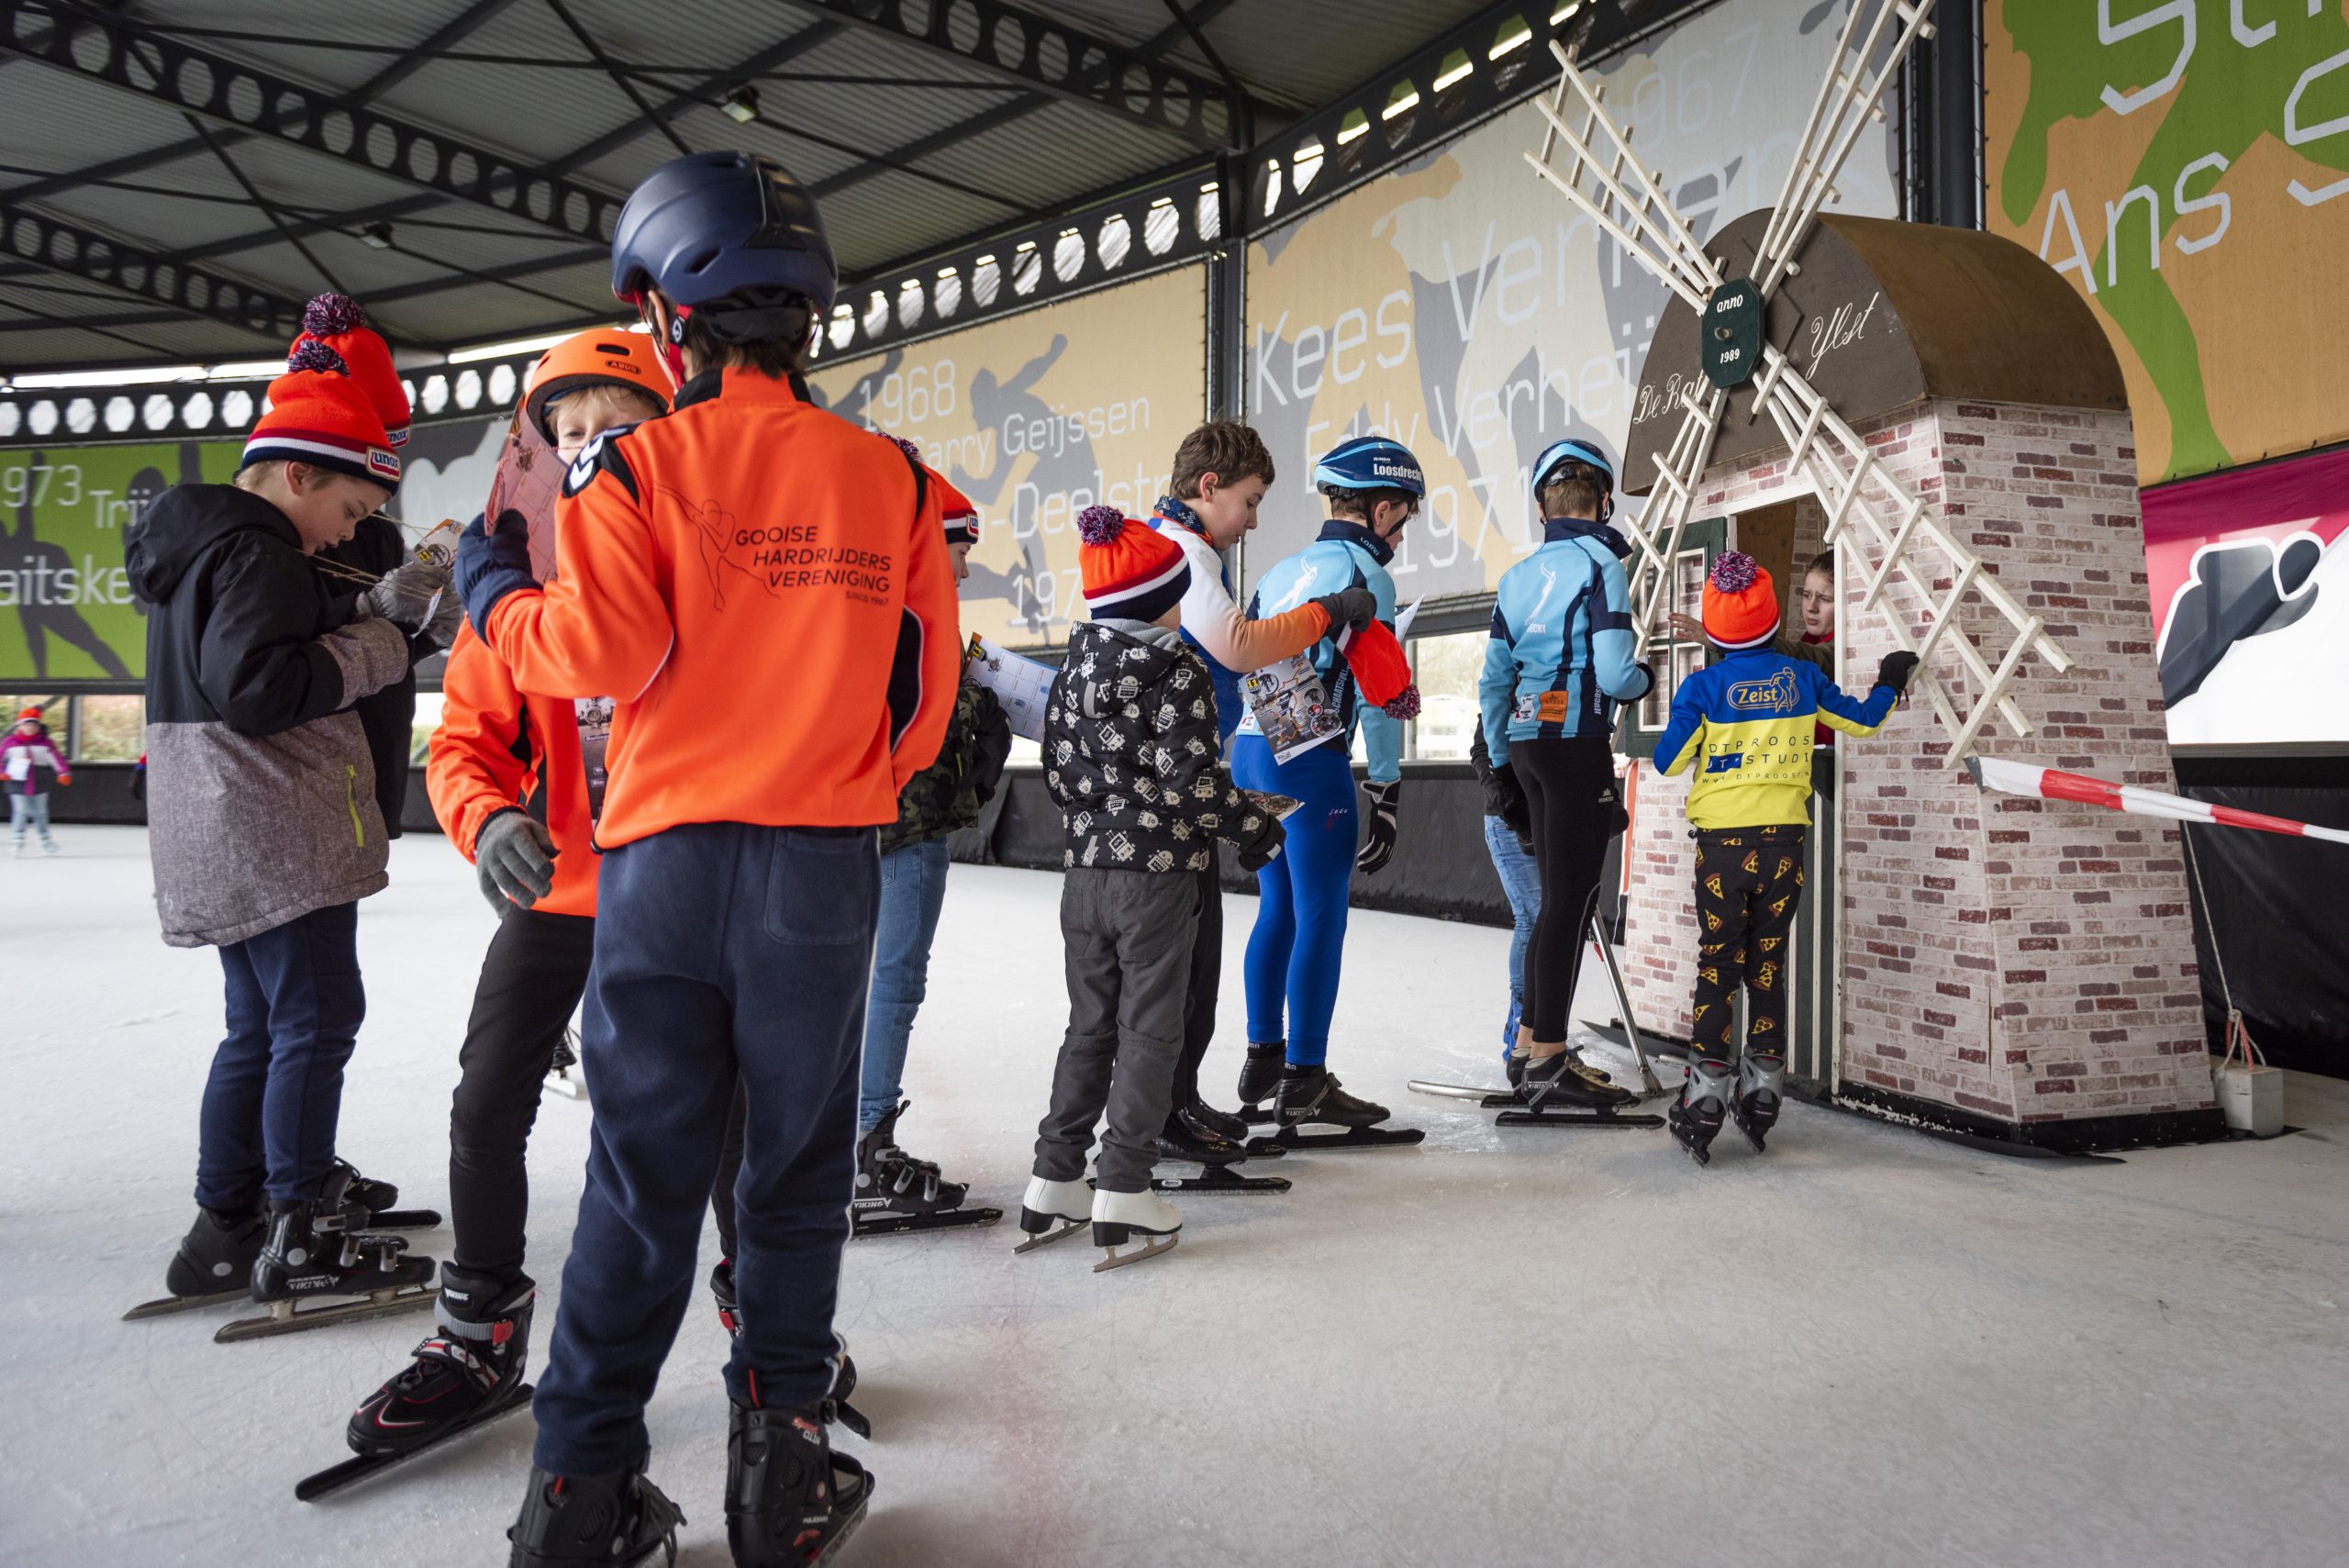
[128,484,411,946]
[1044,619,1274,873]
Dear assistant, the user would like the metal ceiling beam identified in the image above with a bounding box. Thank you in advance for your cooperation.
[781,0,1249,147]
[0,0,627,247]
[0,0,527,208]
[809,0,1246,202]
[0,199,304,340]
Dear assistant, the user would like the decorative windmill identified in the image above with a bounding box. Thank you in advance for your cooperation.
[1523,0,2070,766]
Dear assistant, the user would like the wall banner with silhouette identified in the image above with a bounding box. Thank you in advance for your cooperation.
[1239,0,1898,608]
[806,265,1208,651]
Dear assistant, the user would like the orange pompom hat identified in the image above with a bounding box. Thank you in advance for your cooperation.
[1701,550,1780,650]
[1076,505,1189,622]
[287,294,410,448]
[241,369,401,491]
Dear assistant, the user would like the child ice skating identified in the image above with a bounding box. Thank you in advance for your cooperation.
[5,706,69,855]
[330,329,672,1496]
[126,349,456,1332]
[1019,505,1286,1271]
[1652,550,1919,1164]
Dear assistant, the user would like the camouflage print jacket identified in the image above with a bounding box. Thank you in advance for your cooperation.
[879,678,1013,856]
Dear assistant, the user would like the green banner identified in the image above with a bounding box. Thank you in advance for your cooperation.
[2,439,240,683]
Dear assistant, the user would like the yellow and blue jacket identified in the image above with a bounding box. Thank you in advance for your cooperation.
[1653,648,1896,829]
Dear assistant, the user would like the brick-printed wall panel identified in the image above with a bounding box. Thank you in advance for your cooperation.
[1619,399,2211,1128]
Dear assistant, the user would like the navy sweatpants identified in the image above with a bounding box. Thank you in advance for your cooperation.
[529,822,880,1476]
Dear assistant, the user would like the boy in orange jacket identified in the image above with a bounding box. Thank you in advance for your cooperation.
[338,329,670,1475]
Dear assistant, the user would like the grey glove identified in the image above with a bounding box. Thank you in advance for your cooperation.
[474,808,557,916]
[364,556,451,630]
[420,585,464,651]
[1310,585,1378,635]
[1355,777,1401,876]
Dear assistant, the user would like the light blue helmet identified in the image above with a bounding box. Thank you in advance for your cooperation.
[1312,435,1426,497]
[1531,437,1615,521]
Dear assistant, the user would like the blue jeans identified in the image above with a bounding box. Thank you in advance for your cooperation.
[1231,737,1356,1067]
[530,823,878,1475]
[860,839,952,1131]
[195,901,364,1210]
[1483,815,1542,1059]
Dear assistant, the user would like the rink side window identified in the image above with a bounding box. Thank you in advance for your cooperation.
[1403,630,1486,761]
[74,695,143,762]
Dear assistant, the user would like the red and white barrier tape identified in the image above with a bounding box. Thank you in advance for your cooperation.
[1967,756,2349,846]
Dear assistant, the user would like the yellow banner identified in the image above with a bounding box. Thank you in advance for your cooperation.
[808,267,1206,649]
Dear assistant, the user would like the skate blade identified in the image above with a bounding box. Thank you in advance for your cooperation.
[1407,1079,1506,1103]
[296,1382,534,1502]
[1495,1109,1666,1129]
[364,1208,442,1231]
[123,1286,246,1321]
[215,1284,435,1344]
[1012,1218,1087,1255]
[1092,1232,1178,1273]
[1150,1164,1291,1195]
[1238,1103,1278,1126]
[542,1071,584,1101]
[1246,1124,1425,1154]
[854,1206,1002,1239]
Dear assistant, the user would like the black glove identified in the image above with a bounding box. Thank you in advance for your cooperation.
[1310,585,1378,634]
[1355,777,1401,876]
[1875,651,1921,694]
[474,808,558,916]
[1235,813,1287,873]
[1632,660,1656,699]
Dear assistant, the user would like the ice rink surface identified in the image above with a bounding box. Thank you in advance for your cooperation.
[5,828,2345,1567]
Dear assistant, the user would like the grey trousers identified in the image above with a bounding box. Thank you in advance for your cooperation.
[1034,867,1202,1193]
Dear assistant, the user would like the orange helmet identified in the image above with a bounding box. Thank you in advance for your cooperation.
[521,328,673,444]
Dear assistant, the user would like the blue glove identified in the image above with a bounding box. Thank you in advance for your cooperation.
[453,511,537,637]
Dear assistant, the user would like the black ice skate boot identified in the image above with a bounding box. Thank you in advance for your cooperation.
[1731,1050,1787,1152]
[1669,1056,1734,1166]
[1176,1098,1252,1145]
[1275,1064,1392,1129]
[1236,1042,1286,1120]
[348,1269,535,1459]
[128,1207,267,1318]
[508,1466,684,1568]
[726,1399,873,1568]
[227,1170,435,1341]
[331,1157,400,1218]
[1157,1109,1249,1166]
[852,1100,998,1237]
[711,1256,741,1336]
[1518,1049,1638,1111]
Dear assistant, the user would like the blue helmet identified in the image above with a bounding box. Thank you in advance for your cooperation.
[1312,435,1426,497]
[609,151,837,317]
[1531,437,1615,520]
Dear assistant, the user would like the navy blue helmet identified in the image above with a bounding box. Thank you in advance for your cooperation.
[610,151,836,326]
[1312,435,1426,497]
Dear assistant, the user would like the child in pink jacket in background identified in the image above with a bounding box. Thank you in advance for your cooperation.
[5,706,71,856]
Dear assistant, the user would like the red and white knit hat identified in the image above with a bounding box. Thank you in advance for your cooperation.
[1077,505,1190,621]
[241,369,402,491]
[287,293,410,448]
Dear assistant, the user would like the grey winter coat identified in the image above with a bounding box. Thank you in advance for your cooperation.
[127,484,413,947]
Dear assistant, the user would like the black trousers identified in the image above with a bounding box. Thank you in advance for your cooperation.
[447,907,596,1282]
[1690,828,1807,1060]
[1508,736,1624,1044]
[1169,856,1223,1108]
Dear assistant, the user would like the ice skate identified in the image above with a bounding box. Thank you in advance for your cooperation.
[39,836,60,855]
[1669,1057,1734,1167]
[711,1256,741,1336]
[507,1464,683,1568]
[1175,1098,1252,1145]
[1731,1050,1787,1152]
[124,1207,268,1319]
[706,1265,870,1438]
[218,1172,435,1343]
[332,1157,440,1229]
[1518,1049,1638,1111]
[544,1028,584,1101]
[1090,1187,1181,1273]
[1013,1175,1091,1253]
[1234,1042,1285,1124]
[1409,1060,1663,1130]
[1152,1110,1290,1195]
[1249,1064,1425,1153]
[852,1099,1001,1238]
[725,1399,873,1568]
[306,1271,536,1501]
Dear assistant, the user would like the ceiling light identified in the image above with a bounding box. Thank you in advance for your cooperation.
[360,221,394,250]
[721,85,761,125]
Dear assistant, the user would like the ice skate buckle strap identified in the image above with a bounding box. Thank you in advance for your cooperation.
[435,1301,528,1344]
